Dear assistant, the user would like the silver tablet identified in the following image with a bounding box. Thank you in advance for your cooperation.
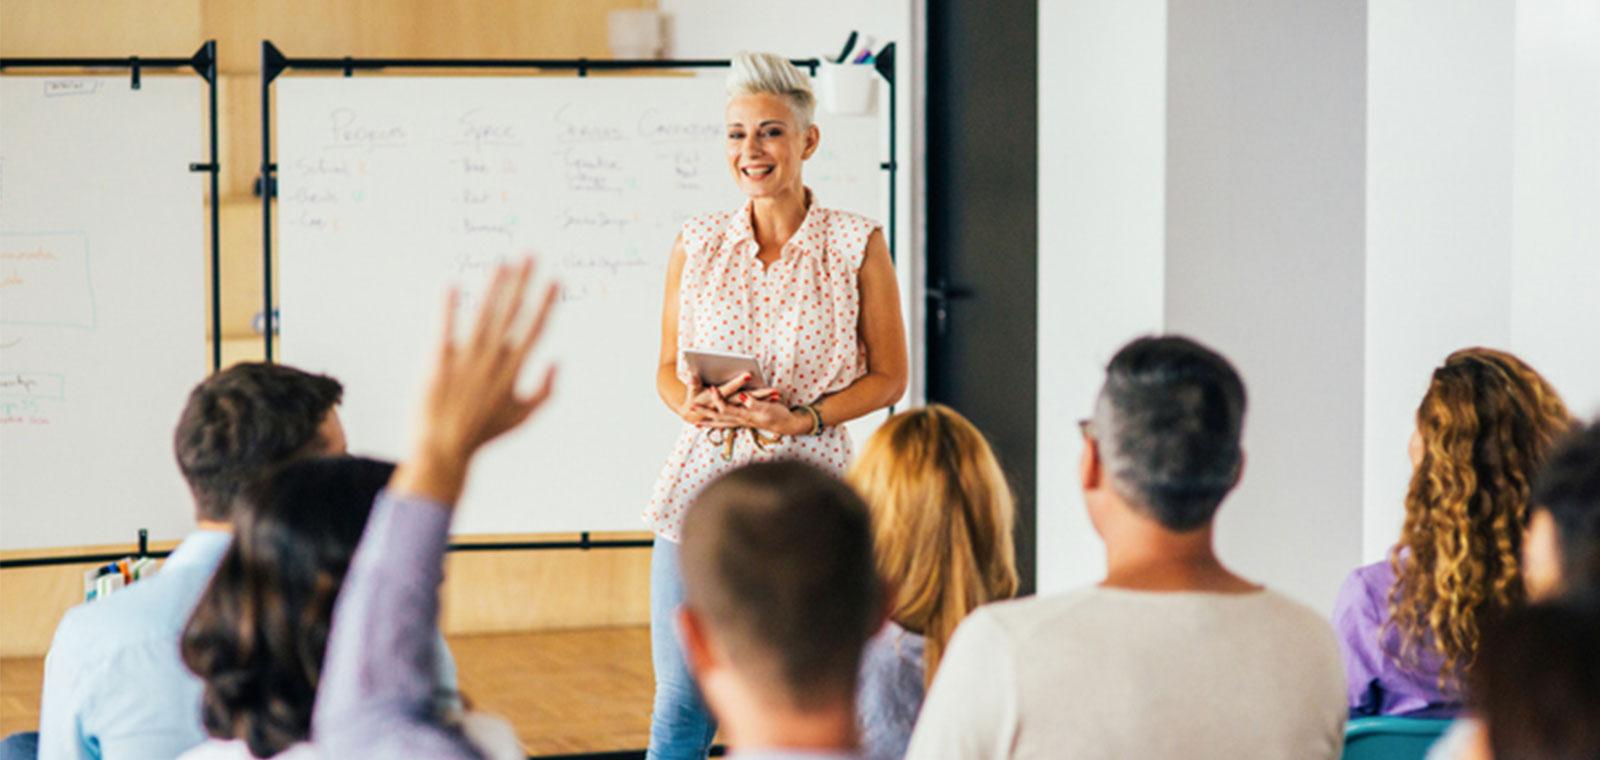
[683,349,769,388]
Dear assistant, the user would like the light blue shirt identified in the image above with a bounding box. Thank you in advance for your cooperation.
[38,527,463,760]
[37,531,231,760]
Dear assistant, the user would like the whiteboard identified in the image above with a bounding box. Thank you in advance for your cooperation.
[277,75,889,535]
[0,76,208,550]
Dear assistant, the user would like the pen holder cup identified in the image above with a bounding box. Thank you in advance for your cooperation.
[817,62,878,116]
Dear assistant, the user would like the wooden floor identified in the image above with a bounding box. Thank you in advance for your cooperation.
[0,626,656,757]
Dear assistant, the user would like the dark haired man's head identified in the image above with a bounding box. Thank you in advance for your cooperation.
[182,456,393,757]
[678,461,885,723]
[1527,421,1600,606]
[173,362,345,523]
[1084,335,1246,532]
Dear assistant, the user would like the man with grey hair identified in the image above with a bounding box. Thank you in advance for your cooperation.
[907,336,1346,759]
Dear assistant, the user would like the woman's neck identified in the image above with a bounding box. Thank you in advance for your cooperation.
[749,186,809,248]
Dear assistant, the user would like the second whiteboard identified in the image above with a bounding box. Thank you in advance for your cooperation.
[276,74,887,535]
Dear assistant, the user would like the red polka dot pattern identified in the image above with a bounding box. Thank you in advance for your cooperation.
[643,193,880,541]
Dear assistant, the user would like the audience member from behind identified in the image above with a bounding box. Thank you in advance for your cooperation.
[1463,604,1600,760]
[180,457,484,760]
[37,363,346,760]
[1333,348,1570,718]
[907,335,1346,760]
[678,462,886,759]
[1428,419,1600,760]
[179,457,390,760]
[179,457,392,760]
[1522,420,1600,609]
[847,405,1017,760]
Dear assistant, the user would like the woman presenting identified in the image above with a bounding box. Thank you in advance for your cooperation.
[644,51,908,758]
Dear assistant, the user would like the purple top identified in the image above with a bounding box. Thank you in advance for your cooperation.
[312,491,482,759]
[1331,560,1463,718]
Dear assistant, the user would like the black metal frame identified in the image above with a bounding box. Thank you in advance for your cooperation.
[0,42,223,372]
[0,43,224,570]
[3,42,899,576]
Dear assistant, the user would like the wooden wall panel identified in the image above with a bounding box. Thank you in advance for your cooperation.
[0,538,651,658]
[206,0,654,73]
[219,200,266,335]
[442,544,652,634]
[0,541,181,658]
[0,0,203,58]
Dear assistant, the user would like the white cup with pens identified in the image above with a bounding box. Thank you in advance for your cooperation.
[817,31,881,116]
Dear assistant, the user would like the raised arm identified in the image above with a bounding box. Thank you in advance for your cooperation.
[314,259,559,759]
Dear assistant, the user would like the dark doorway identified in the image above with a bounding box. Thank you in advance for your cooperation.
[925,0,1039,592]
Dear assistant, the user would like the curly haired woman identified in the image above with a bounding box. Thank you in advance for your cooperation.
[1333,348,1571,717]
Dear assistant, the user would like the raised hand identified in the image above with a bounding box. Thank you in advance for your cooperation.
[392,258,559,506]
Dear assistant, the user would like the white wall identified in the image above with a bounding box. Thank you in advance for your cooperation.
[1164,1,1368,611]
[1362,0,1600,562]
[1510,0,1600,422]
[1039,0,1600,610]
[1362,0,1515,560]
[1036,0,1167,593]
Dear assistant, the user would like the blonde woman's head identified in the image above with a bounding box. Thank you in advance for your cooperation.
[848,404,1018,686]
[724,51,818,199]
[726,51,815,128]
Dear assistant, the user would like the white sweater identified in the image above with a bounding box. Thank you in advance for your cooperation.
[906,586,1347,760]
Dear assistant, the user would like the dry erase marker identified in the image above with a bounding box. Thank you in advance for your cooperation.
[834,31,860,64]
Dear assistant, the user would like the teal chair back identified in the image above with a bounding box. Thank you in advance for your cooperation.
[1343,717,1454,760]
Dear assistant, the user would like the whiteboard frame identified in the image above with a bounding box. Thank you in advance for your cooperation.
[257,40,904,554]
[0,44,226,568]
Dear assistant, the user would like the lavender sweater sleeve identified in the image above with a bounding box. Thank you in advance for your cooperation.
[1332,567,1386,715]
[312,490,481,759]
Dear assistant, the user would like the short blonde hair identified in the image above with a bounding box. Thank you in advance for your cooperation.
[726,51,816,128]
[847,405,1018,687]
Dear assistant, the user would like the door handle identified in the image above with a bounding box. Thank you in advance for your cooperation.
[926,279,975,338]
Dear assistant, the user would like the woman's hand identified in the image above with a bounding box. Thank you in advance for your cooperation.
[678,373,755,425]
[391,258,559,507]
[701,389,809,437]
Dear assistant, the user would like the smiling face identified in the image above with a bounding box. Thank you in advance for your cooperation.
[725,93,818,200]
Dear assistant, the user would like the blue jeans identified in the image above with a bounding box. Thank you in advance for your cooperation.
[0,732,37,760]
[648,538,718,759]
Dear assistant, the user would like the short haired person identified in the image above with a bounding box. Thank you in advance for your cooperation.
[906,336,1347,760]
[1333,349,1570,718]
[846,405,1018,760]
[677,462,886,760]
[647,50,907,759]
[37,363,348,760]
